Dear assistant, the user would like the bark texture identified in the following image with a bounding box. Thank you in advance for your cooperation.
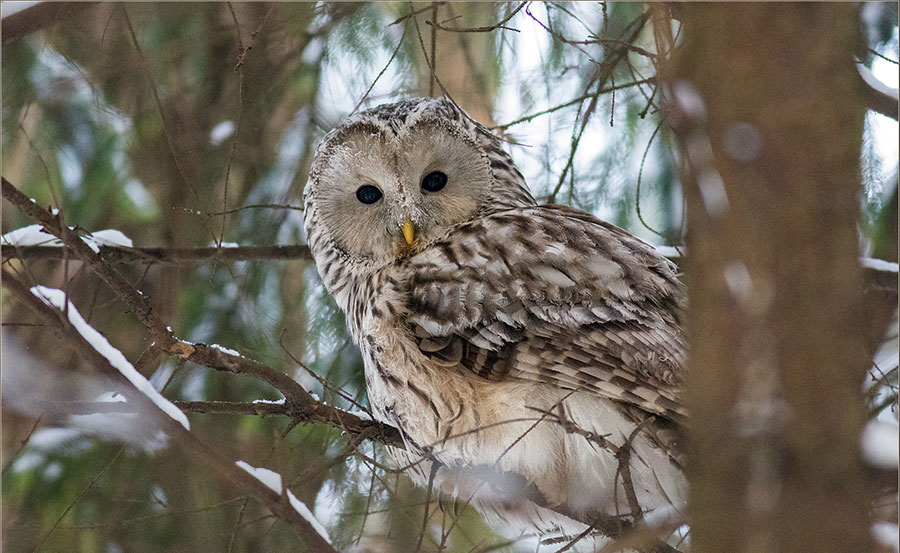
[667,5,875,553]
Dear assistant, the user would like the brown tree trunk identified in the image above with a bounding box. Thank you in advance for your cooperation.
[662,4,876,553]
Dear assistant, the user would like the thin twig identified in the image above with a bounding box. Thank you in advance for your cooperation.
[1,177,401,450]
[2,269,340,553]
[1,415,44,476]
[491,78,655,131]
[31,447,125,553]
[425,1,526,33]
[389,2,446,26]
[120,5,219,247]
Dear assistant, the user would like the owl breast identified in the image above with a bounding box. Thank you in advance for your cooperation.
[353,270,687,533]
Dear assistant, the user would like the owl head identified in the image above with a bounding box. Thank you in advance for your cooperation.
[304,97,535,290]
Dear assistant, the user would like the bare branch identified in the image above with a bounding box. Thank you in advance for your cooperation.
[491,78,656,131]
[389,2,446,26]
[3,176,173,341]
[2,244,313,264]
[425,1,526,33]
[1,176,402,449]
[1,268,339,553]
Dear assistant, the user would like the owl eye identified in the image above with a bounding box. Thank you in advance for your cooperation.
[421,171,447,193]
[356,185,383,204]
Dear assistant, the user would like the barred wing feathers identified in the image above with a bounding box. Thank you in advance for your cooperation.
[404,205,687,424]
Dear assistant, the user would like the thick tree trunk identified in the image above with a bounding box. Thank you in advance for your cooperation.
[664,5,875,553]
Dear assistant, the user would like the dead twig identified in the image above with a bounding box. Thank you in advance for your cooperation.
[1,176,402,449]
[425,1,526,33]
[2,268,340,553]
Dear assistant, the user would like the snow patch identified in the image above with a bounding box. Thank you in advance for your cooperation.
[252,397,286,405]
[29,286,189,430]
[235,460,283,495]
[233,460,331,544]
[347,409,373,421]
[2,225,60,246]
[210,343,241,357]
[96,391,127,403]
[287,489,331,544]
[2,225,134,252]
[88,229,133,248]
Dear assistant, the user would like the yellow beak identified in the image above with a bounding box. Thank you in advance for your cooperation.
[401,218,415,245]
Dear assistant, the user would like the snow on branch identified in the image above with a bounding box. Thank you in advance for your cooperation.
[286,490,332,545]
[3,224,133,253]
[1,176,402,449]
[236,460,284,494]
[235,460,332,545]
[2,268,339,552]
[29,285,189,430]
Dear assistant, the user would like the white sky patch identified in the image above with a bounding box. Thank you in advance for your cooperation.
[57,145,84,196]
[287,489,332,544]
[861,415,899,469]
[124,179,156,212]
[654,245,682,259]
[318,8,404,124]
[872,26,899,90]
[210,120,235,145]
[29,286,190,430]
[873,522,900,553]
[235,460,283,494]
[868,26,899,186]
[314,479,342,543]
[301,36,325,66]
[1,2,41,19]
[859,62,898,101]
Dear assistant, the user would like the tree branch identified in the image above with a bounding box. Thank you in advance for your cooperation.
[424,1,526,33]
[1,176,403,449]
[1,244,313,263]
[1,268,338,553]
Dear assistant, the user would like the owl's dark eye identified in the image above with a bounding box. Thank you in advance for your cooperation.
[421,171,447,193]
[356,185,383,204]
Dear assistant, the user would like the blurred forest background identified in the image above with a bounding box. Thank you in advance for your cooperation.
[1,3,898,553]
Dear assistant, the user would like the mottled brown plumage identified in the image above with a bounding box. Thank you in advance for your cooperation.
[304,97,688,541]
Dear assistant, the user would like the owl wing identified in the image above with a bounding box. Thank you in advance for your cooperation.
[403,205,687,424]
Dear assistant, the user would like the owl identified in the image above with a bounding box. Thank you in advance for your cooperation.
[303,97,688,541]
